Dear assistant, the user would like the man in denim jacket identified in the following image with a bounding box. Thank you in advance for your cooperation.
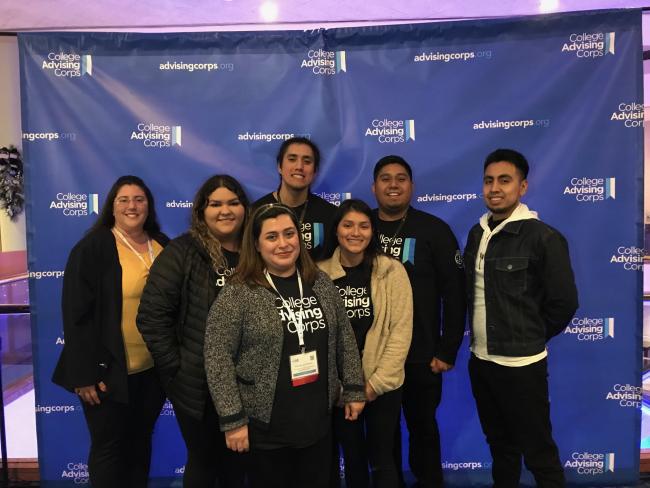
[463,148,578,488]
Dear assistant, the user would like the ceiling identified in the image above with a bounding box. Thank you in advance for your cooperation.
[2,0,649,32]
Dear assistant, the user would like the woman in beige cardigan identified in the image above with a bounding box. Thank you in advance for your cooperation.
[318,199,412,488]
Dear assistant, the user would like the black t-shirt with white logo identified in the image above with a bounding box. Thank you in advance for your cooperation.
[215,248,239,290]
[249,272,330,449]
[334,262,373,353]
[253,192,336,261]
[373,206,466,365]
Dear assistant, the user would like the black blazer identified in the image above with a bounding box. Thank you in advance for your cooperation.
[52,226,169,403]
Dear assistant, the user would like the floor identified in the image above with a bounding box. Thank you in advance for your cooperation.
[4,388,650,486]
[6,389,37,459]
[3,478,650,487]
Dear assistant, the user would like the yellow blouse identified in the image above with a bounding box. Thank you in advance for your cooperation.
[115,236,163,374]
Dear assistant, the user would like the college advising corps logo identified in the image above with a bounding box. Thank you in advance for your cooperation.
[563,316,614,341]
[365,119,415,144]
[60,461,89,483]
[606,383,641,408]
[565,452,615,475]
[563,177,615,203]
[301,222,325,250]
[300,49,346,75]
[42,53,92,77]
[610,246,643,271]
[611,102,644,128]
[50,192,99,217]
[561,31,615,58]
[131,123,181,148]
[314,191,352,207]
[378,233,416,265]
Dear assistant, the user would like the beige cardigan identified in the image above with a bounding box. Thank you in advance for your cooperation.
[318,249,413,396]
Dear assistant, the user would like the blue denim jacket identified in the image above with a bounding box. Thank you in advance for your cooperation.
[464,218,578,357]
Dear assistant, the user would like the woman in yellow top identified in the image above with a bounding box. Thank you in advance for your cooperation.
[53,175,169,488]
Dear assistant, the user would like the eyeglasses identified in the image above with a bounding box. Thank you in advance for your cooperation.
[115,196,147,206]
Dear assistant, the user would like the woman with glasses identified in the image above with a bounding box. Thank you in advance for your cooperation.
[137,174,249,487]
[52,175,168,488]
[204,203,365,488]
[318,199,412,488]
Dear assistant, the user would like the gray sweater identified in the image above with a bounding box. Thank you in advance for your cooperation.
[204,270,365,432]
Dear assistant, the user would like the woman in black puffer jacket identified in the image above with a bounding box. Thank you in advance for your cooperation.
[137,174,249,487]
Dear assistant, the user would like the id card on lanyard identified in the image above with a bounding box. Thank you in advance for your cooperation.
[265,269,319,387]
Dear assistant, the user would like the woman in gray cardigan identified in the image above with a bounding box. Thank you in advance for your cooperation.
[204,203,365,488]
[318,199,413,488]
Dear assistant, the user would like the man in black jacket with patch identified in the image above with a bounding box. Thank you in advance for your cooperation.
[464,149,578,488]
[371,155,466,488]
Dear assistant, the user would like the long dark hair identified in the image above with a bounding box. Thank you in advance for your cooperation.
[325,198,382,268]
[90,175,161,235]
[190,174,250,271]
[235,203,318,287]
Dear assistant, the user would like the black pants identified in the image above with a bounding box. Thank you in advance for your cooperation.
[334,387,402,488]
[398,363,443,488]
[248,432,332,488]
[173,398,246,488]
[81,368,165,488]
[469,354,565,488]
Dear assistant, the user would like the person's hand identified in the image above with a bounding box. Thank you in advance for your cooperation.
[365,382,378,402]
[344,401,365,421]
[75,382,107,405]
[430,357,453,374]
[225,425,249,453]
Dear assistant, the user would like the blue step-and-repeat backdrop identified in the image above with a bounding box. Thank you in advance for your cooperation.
[18,8,643,486]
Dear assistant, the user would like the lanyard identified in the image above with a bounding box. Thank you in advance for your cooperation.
[387,207,409,246]
[113,228,155,271]
[265,269,306,352]
[276,189,309,226]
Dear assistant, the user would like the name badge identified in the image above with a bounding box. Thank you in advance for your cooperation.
[290,350,319,387]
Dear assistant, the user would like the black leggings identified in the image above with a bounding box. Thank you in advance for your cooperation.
[81,368,165,488]
[173,399,247,488]
[334,387,403,488]
[248,432,332,488]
